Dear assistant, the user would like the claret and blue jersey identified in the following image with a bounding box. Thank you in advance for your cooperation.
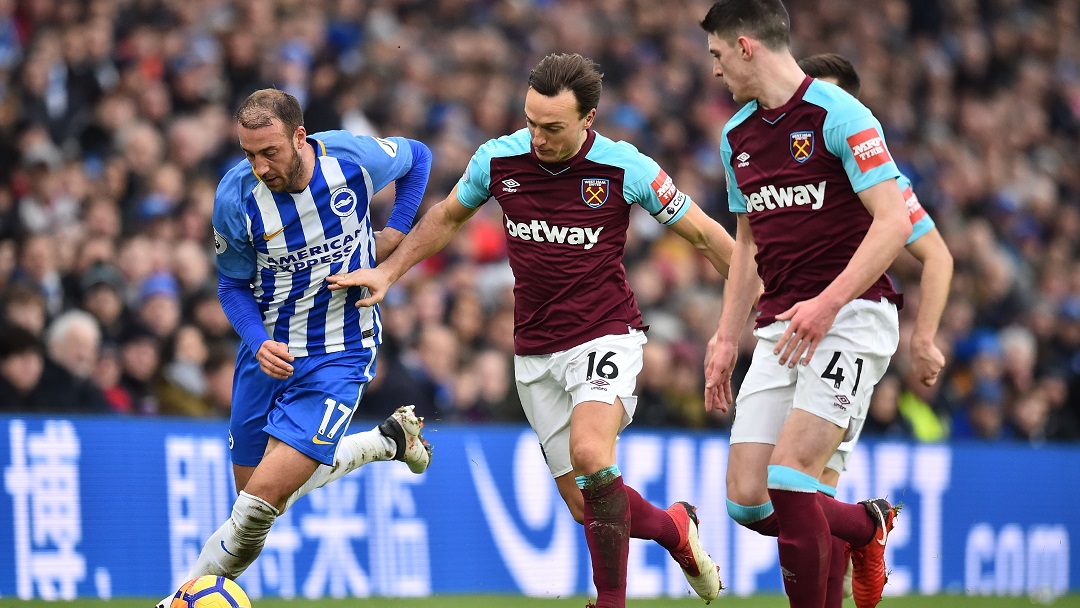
[721,75,905,327]
[213,131,417,357]
[457,128,692,355]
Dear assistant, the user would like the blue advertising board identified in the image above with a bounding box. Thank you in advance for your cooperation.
[0,414,1073,600]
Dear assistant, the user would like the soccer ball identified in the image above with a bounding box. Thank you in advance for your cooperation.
[170,575,251,608]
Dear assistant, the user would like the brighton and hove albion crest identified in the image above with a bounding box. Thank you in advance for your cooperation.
[581,178,610,208]
[790,131,814,163]
[330,186,358,217]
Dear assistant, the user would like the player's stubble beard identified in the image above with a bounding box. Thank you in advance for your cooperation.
[268,145,305,193]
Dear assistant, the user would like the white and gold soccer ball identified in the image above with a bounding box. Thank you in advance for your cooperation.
[170,575,251,608]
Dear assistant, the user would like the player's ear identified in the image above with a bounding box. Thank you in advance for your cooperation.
[738,36,753,59]
[583,108,597,128]
[293,125,307,150]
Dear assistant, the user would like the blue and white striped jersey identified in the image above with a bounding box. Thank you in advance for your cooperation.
[213,131,416,357]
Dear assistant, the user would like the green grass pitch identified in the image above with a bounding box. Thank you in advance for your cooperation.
[2,596,1078,608]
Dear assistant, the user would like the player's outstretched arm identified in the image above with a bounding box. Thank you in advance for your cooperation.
[774,179,911,366]
[705,214,759,413]
[374,227,406,264]
[668,202,735,278]
[327,184,479,307]
[905,227,953,385]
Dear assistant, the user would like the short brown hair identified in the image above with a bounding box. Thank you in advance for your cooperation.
[527,53,603,118]
[798,53,862,97]
[235,89,304,134]
[700,0,791,51]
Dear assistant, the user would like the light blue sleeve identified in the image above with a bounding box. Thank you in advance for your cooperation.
[455,130,535,208]
[721,131,749,214]
[908,214,935,245]
[331,132,415,193]
[897,174,936,245]
[456,152,493,209]
[812,82,900,193]
[607,140,690,225]
[212,167,257,281]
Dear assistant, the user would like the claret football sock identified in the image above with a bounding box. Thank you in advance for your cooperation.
[768,466,829,608]
[625,485,680,549]
[579,466,630,608]
[816,492,875,547]
[187,491,279,580]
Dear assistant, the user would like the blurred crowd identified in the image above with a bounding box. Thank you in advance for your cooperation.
[0,0,1078,444]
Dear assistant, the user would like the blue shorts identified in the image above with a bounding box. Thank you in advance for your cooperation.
[229,344,377,466]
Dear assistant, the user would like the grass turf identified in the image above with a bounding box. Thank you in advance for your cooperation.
[3,595,1078,607]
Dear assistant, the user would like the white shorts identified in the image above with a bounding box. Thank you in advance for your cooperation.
[515,330,646,477]
[730,299,899,451]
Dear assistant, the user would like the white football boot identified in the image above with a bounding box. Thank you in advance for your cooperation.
[377,405,432,474]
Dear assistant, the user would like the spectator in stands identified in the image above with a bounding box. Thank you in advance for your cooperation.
[78,261,128,343]
[202,342,236,418]
[1,283,47,337]
[94,343,131,414]
[952,379,1011,440]
[12,233,64,317]
[1010,390,1052,444]
[45,309,101,380]
[156,324,210,417]
[137,271,182,339]
[0,324,46,412]
[41,309,109,412]
[451,348,524,423]
[116,323,162,415]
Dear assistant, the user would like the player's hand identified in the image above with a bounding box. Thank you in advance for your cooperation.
[256,340,294,380]
[325,267,392,307]
[773,295,842,367]
[910,335,945,386]
[704,332,738,413]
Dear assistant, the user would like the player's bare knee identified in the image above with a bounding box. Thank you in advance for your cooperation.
[569,447,611,475]
[727,469,769,506]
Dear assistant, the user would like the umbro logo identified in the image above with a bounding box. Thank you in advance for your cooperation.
[834,395,851,411]
[590,379,610,388]
[502,179,520,192]
[736,152,751,167]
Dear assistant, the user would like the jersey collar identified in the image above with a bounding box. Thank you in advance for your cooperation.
[758,75,813,125]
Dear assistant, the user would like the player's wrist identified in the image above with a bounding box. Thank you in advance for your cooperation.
[713,331,739,347]
[910,332,935,348]
[816,288,847,313]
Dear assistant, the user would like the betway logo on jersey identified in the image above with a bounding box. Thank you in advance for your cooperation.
[505,216,604,250]
[847,128,892,172]
[745,181,826,213]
